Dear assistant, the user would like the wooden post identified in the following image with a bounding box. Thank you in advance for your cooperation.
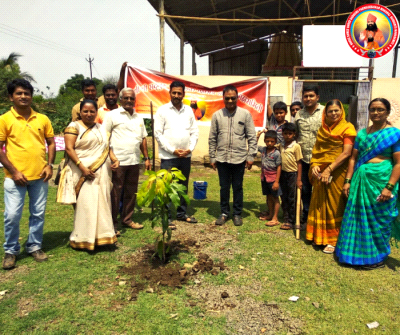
[159,0,166,73]
[295,188,301,240]
[150,101,155,213]
[180,34,184,75]
[150,101,155,172]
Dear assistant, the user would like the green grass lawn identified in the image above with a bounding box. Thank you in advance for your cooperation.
[1,162,400,334]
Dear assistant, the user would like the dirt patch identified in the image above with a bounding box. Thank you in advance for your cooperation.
[168,221,238,260]
[0,264,30,282]
[118,218,302,333]
[120,241,226,301]
[17,297,37,317]
[186,283,303,335]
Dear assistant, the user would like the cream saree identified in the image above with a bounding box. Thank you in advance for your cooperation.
[57,122,117,250]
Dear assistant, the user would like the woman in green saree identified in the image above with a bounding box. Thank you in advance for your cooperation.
[336,98,400,269]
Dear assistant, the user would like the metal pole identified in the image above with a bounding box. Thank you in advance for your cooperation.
[159,0,166,73]
[393,43,399,78]
[86,54,93,79]
[180,35,184,75]
[368,0,380,80]
[192,45,197,75]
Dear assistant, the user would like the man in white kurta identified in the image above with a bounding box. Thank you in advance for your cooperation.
[154,81,199,227]
[103,88,150,234]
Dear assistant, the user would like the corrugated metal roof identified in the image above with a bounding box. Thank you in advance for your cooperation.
[147,0,400,55]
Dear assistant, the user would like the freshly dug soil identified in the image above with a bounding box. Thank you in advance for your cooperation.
[120,219,303,334]
[121,240,226,301]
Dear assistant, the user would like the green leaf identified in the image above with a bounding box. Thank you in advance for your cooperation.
[156,169,168,177]
[167,228,172,241]
[155,179,166,197]
[170,193,180,208]
[144,170,156,176]
[181,193,191,206]
[157,241,164,260]
[171,168,186,181]
[171,183,188,195]
[161,212,169,232]
[163,172,172,184]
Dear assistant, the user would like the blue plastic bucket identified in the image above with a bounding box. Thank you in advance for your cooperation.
[193,181,208,200]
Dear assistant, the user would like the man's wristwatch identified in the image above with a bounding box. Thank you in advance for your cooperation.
[48,163,54,169]
[144,157,150,161]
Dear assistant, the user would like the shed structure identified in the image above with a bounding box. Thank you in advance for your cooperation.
[147,0,400,76]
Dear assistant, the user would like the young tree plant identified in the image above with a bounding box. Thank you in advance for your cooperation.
[137,168,189,262]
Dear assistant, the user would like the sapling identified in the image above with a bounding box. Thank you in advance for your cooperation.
[137,168,189,262]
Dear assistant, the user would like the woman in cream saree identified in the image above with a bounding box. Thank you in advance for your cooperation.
[57,99,118,250]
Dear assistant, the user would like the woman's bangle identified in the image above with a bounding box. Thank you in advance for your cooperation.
[76,160,81,167]
[385,182,395,191]
[344,178,351,184]
[327,165,333,173]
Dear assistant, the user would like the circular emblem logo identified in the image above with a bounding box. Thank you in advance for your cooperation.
[345,4,399,59]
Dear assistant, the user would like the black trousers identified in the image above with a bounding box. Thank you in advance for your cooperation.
[280,171,298,225]
[216,161,246,216]
[160,157,191,218]
[301,161,312,224]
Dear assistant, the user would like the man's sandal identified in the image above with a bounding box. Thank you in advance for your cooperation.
[259,211,270,220]
[280,223,293,230]
[123,222,144,230]
[176,215,198,223]
[168,219,177,230]
[265,220,280,227]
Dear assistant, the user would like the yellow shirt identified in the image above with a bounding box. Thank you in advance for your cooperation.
[277,141,303,173]
[71,95,106,121]
[0,108,54,180]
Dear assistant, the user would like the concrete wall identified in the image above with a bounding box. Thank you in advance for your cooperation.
[154,76,400,164]
[153,76,294,164]
[371,78,400,128]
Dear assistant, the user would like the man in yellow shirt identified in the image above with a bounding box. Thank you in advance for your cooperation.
[0,79,55,270]
[71,79,105,121]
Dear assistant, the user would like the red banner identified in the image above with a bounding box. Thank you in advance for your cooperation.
[125,65,268,127]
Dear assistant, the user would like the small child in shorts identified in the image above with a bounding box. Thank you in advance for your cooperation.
[257,130,282,226]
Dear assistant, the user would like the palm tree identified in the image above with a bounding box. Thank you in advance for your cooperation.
[0,52,36,103]
[0,52,35,82]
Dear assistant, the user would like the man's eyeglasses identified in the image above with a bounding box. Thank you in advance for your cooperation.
[122,97,136,101]
[224,97,237,101]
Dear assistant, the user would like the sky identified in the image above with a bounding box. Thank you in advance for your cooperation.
[1,1,399,95]
[1,0,208,95]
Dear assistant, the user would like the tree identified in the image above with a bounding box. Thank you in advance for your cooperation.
[137,168,189,262]
[58,74,102,95]
[0,53,35,104]
[102,75,118,86]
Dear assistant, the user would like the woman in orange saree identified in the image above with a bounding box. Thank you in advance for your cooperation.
[306,99,356,253]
